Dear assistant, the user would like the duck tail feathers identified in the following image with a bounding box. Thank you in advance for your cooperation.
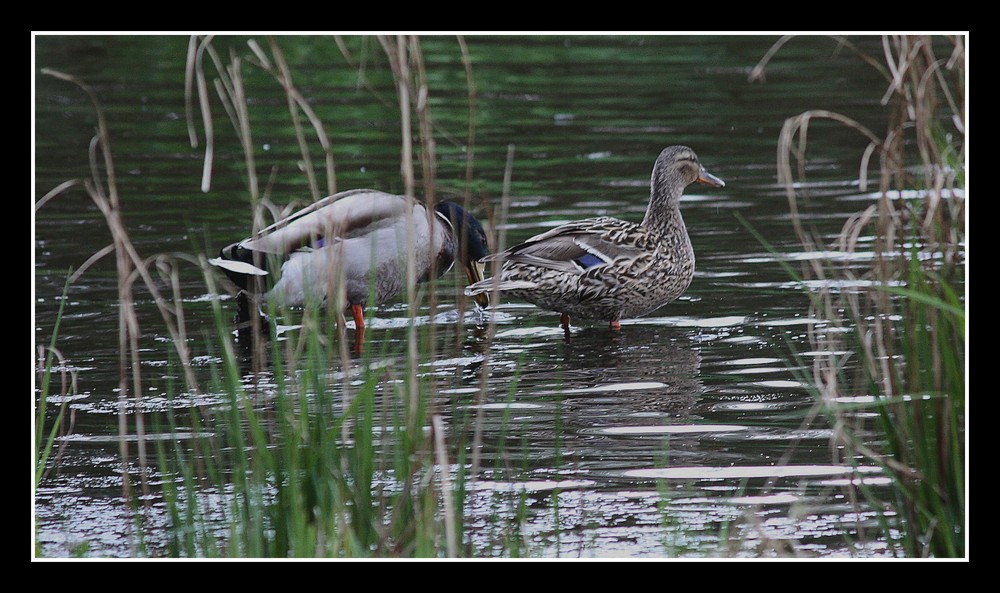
[209,257,269,277]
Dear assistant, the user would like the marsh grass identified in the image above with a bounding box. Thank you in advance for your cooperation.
[151,310,468,557]
[34,276,75,491]
[35,34,967,559]
[36,35,529,558]
[756,35,966,557]
[170,35,491,556]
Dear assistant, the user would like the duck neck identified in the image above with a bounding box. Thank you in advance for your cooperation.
[640,181,685,235]
[642,202,685,232]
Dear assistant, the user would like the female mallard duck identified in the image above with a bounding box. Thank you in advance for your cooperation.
[212,189,490,343]
[466,146,724,330]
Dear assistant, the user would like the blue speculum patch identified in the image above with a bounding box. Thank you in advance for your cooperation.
[575,253,605,269]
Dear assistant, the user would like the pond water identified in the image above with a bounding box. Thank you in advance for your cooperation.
[33,34,960,558]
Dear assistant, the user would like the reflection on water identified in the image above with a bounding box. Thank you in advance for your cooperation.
[33,34,926,558]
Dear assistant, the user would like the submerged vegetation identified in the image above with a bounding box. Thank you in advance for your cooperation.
[34,34,966,558]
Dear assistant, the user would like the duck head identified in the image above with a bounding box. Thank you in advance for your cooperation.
[435,201,491,308]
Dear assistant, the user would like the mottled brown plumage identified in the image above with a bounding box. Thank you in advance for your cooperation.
[466,146,724,329]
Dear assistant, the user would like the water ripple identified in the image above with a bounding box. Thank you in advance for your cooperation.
[624,464,879,480]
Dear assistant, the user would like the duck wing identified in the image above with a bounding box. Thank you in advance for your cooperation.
[488,217,647,274]
[211,189,430,288]
[241,189,421,256]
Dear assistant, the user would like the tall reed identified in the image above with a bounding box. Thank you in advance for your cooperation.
[34,276,75,491]
[756,35,965,557]
[39,35,583,559]
[64,34,493,557]
[39,67,215,506]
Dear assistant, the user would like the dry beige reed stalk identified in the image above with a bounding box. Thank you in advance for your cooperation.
[431,413,457,557]
[42,68,217,500]
[35,343,78,482]
[768,36,965,494]
[468,143,516,479]
[251,37,338,200]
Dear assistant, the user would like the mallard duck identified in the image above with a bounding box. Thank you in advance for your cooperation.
[211,189,490,343]
[465,146,724,330]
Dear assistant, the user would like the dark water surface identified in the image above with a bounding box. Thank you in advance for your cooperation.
[34,34,948,558]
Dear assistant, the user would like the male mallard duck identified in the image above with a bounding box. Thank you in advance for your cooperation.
[211,189,490,343]
[465,146,723,330]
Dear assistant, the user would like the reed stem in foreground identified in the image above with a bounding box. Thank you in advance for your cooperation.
[762,34,965,557]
